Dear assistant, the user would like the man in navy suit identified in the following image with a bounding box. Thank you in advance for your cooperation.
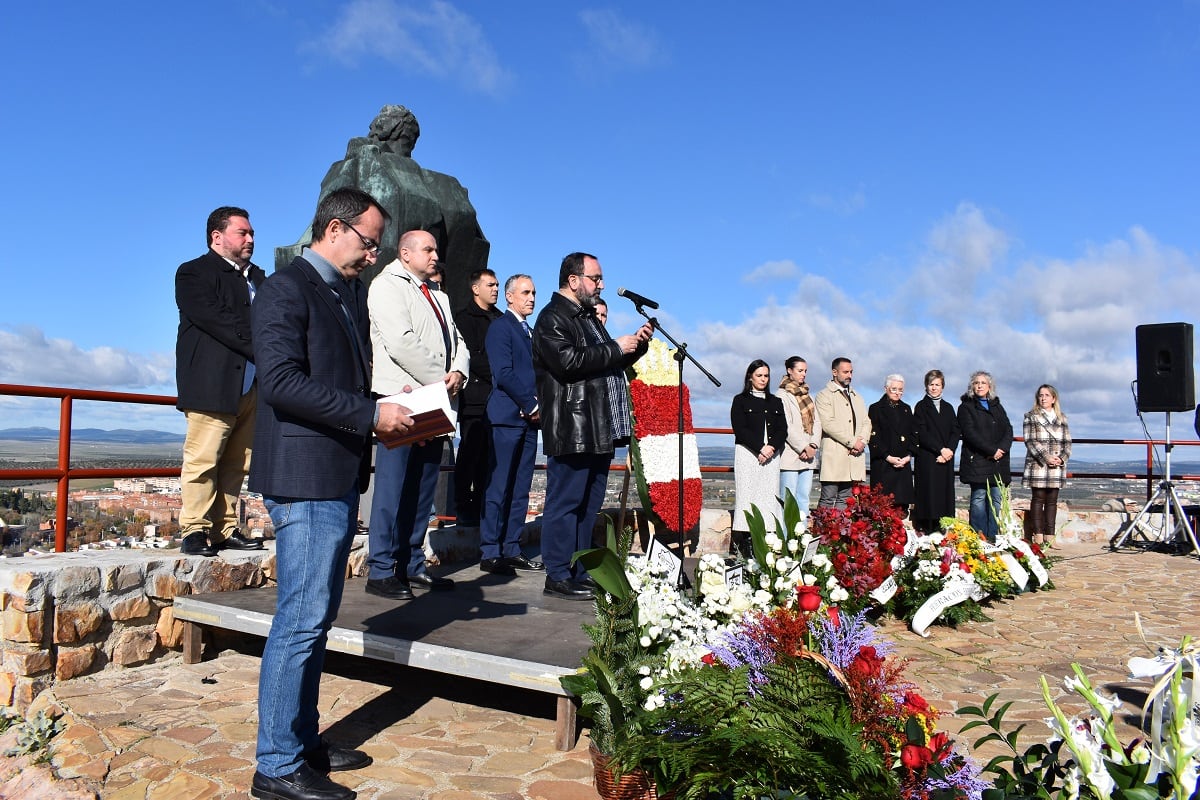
[249,188,414,800]
[174,207,266,556]
[479,275,545,576]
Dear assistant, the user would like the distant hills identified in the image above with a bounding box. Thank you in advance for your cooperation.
[0,430,1195,474]
[0,427,184,444]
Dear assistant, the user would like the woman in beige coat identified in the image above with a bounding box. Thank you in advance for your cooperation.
[777,356,821,519]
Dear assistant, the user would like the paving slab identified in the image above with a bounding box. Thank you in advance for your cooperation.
[4,541,1198,798]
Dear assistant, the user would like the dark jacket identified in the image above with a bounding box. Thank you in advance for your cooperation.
[174,250,265,414]
[248,256,376,499]
[957,393,1014,486]
[868,396,918,504]
[730,391,787,454]
[454,302,502,416]
[486,310,539,426]
[532,292,646,457]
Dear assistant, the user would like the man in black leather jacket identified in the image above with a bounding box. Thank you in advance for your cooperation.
[532,252,653,599]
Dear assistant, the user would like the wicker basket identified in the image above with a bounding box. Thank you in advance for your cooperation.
[590,743,677,800]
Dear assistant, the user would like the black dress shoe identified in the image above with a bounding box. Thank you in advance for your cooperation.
[479,558,516,576]
[364,577,414,601]
[576,574,598,589]
[543,577,595,600]
[218,529,265,550]
[501,554,545,571]
[251,762,354,800]
[303,739,372,773]
[180,532,217,557]
[408,572,455,591]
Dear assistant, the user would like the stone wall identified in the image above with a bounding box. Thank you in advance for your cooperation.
[0,549,271,711]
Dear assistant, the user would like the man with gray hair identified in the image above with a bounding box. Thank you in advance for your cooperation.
[479,274,545,575]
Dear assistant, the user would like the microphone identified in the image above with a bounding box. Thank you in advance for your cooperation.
[617,287,659,310]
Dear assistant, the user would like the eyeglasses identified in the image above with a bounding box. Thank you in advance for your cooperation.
[337,218,381,256]
[577,273,604,284]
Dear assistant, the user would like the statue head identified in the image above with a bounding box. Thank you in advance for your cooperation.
[367,104,420,157]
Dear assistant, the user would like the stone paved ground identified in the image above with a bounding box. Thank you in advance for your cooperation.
[6,540,1200,799]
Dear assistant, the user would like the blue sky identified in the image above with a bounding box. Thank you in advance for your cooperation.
[1,1,1198,457]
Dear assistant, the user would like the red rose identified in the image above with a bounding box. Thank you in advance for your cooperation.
[796,584,822,612]
[900,744,933,770]
[928,731,951,760]
[827,606,841,628]
[701,652,715,665]
[902,692,930,715]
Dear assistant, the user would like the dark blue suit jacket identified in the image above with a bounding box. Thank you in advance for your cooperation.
[248,256,376,499]
[485,310,538,426]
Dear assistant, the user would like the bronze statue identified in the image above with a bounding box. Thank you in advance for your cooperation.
[276,105,489,309]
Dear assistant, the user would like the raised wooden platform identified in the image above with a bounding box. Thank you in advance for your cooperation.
[172,564,595,750]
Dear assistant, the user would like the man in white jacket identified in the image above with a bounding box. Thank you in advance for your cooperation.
[366,230,468,600]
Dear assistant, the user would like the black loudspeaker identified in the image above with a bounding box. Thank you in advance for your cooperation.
[1135,323,1195,412]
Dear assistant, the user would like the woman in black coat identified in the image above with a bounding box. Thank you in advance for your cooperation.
[868,374,918,517]
[730,359,787,542]
[957,370,1014,543]
[912,369,960,533]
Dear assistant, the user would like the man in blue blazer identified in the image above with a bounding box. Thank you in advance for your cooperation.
[248,188,415,800]
[479,275,545,576]
[174,207,266,556]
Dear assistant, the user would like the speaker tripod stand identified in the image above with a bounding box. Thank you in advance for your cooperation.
[1110,411,1200,555]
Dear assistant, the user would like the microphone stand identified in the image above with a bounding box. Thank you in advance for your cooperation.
[631,303,721,589]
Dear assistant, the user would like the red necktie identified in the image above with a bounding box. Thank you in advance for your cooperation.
[420,283,449,334]
[420,283,451,370]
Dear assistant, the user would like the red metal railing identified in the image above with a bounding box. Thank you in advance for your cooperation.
[1,384,1197,552]
[0,384,181,551]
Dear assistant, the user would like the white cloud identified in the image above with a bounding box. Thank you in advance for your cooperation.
[901,202,1010,318]
[676,216,1198,454]
[308,0,513,95]
[0,326,172,391]
[742,259,799,284]
[578,9,665,70]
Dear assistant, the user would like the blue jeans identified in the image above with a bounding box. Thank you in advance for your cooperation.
[542,453,610,581]
[969,483,1003,543]
[367,439,443,580]
[256,488,358,777]
[779,470,814,520]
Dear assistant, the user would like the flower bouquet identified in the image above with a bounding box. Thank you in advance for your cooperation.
[991,483,1055,591]
[960,617,1200,799]
[613,603,988,799]
[888,518,1017,633]
[809,484,909,614]
[564,504,988,798]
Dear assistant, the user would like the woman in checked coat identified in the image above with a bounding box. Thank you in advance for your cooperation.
[1022,384,1071,546]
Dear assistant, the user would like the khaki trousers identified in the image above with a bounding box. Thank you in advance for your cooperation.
[179,386,256,542]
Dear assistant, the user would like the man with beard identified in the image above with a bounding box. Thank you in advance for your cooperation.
[815,357,871,509]
[174,207,267,557]
[532,252,653,599]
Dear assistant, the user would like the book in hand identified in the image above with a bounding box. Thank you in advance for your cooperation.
[376,382,458,448]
